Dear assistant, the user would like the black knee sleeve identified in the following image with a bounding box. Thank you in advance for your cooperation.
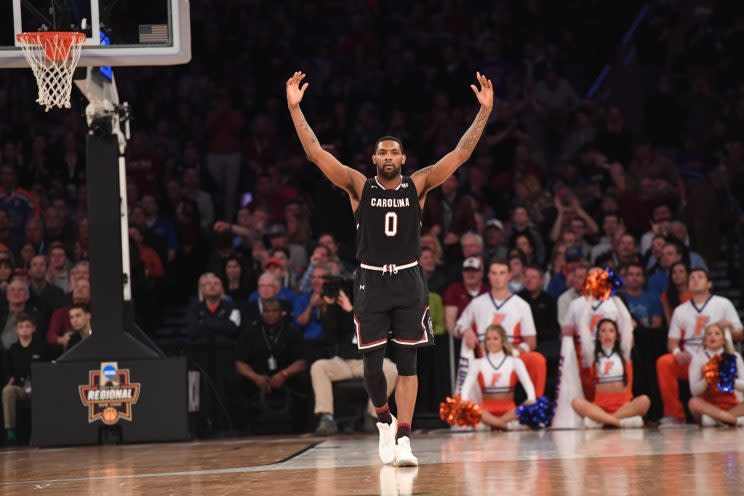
[363,347,388,407]
[395,346,418,376]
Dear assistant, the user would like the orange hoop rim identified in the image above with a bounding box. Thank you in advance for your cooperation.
[16,31,86,44]
[15,31,86,63]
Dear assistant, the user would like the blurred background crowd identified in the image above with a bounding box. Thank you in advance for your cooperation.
[1,0,743,438]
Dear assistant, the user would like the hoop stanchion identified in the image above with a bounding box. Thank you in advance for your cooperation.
[16,32,86,111]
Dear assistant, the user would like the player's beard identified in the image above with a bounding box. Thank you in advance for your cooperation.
[377,163,401,180]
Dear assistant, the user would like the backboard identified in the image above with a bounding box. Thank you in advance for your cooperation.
[0,0,190,68]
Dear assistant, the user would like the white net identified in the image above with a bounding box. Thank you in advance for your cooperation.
[16,32,85,112]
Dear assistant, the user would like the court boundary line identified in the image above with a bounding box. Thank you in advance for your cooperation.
[0,440,322,487]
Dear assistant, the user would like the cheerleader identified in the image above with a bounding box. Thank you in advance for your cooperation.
[461,325,536,430]
[571,318,649,428]
[553,281,634,429]
[688,324,744,427]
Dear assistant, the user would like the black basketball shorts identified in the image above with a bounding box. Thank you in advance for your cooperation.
[352,265,435,353]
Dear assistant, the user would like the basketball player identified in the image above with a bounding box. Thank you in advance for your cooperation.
[657,269,742,425]
[286,71,493,466]
[454,259,546,400]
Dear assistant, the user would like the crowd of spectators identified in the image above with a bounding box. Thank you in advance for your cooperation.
[1,1,744,438]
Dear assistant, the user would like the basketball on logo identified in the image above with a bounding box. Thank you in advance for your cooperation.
[102,407,119,424]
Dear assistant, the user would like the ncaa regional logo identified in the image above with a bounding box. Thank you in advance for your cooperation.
[78,362,141,425]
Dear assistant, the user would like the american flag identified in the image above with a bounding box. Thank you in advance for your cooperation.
[138,24,169,44]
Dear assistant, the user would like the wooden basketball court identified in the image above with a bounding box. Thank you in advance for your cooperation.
[2,427,743,495]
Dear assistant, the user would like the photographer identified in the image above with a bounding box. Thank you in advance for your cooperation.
[310,274,397,436]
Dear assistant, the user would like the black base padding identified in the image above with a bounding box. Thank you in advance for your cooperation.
[32,357,189,447]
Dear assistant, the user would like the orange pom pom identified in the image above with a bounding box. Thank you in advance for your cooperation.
[456,400,482,427]
[703,354,722,391]
[582,268,623,301]
[439,395,482,427]
[582,270,610,300]
[439,395,461,426]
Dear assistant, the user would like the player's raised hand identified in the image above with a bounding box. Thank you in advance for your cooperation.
[286,71,309,108]
[470,72,493,110]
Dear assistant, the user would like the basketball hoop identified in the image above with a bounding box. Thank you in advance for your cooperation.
[16,32,86,111]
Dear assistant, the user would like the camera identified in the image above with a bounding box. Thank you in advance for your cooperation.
[321,274,353,299]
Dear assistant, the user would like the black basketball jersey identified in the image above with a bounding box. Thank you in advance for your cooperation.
[354,176,422,266]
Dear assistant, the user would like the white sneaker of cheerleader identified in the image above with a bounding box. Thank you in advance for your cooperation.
[583,415,644,429]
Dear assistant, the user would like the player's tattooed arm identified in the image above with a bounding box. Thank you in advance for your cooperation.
[286,71,365,202]
[298,117,319,145]
[412,72,493,196]
[457,105,490,152]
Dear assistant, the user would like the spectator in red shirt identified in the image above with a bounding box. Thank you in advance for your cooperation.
[443,257,488,337]
[46,278,90,347]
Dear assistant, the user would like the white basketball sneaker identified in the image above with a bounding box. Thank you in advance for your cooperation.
[394,436,419,467]
[377,414,398,465]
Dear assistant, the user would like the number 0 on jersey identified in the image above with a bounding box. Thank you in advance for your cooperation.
[384,211,398,237]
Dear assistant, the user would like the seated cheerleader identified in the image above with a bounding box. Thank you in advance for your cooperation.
[688,323,744,427]
[461,324,536,430]
[571,318,650,428]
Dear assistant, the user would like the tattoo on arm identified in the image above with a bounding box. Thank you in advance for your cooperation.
[300,118,318,144]
[457,107,489,152]
[412,165,432,178]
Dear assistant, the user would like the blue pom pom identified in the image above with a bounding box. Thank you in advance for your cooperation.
[604,267,624,296]
[515,396,555,429]
[718,353,737,394]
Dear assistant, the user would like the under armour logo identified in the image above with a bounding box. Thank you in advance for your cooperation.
[359,285,365,290]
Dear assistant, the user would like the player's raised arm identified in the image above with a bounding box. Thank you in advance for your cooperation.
[286,72,365,203]
[412,72,493,197]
